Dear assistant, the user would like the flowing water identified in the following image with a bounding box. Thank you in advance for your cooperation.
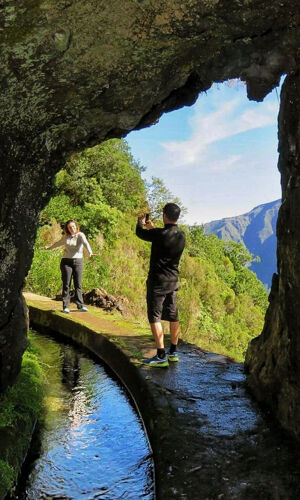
[15,331,154,499]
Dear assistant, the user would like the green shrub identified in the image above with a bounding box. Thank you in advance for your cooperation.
[0,337,45,498]
[0,460,14,494]
[0,346,44,430]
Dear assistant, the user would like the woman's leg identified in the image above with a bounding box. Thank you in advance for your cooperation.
[60,259,73,309]
[73,259,84,307]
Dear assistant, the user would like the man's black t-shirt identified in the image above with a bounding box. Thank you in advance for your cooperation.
[136,221,186,288]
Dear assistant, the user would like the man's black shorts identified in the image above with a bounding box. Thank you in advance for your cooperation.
[146,281,179,323]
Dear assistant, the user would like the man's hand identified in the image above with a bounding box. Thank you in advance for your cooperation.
[145,219,155,229]
[138,216,154,229]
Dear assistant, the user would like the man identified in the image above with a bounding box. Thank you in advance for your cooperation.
[136,202,186,367]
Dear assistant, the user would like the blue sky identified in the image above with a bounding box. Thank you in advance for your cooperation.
[126,79,282,224]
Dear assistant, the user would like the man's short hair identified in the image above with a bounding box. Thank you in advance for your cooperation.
[163,203,181,222]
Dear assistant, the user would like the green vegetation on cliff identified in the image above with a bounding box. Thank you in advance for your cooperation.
[0,337,44,498]
[26,139,268,361]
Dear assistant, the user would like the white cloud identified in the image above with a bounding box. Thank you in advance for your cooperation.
[160,97,278,170]
[208,154,242,172]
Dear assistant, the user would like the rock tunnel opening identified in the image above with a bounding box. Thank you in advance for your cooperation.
[1,0,300,439]
[25,78,281,367]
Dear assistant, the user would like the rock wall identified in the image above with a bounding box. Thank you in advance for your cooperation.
[245,72,300,438]
[1,1,300,437]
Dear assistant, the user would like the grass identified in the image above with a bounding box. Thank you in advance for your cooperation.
[0,335,45,498]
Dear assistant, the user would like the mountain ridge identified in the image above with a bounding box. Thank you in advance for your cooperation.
[204,199,281,287]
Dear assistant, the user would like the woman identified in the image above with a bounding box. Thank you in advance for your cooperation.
[46,219,96,313]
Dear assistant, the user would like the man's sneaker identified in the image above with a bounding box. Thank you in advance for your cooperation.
[77,306,88,312]
[142,354,169,368]
[62,307,70,314]
[168,352,179,362]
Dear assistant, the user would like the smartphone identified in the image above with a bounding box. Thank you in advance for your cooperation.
[145,213,150,222]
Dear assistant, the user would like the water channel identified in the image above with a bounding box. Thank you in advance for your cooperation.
[14,330,154,499]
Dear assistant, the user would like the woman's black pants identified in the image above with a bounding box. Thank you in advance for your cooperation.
[60,258,84,308]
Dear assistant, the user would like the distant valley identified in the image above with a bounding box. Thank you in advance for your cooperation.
[204,199,281,288]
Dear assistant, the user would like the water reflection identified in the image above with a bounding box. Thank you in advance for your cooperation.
[62,345,80,390]
[17,331,154,499]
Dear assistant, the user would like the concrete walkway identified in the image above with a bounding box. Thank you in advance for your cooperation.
[25,293,300,500]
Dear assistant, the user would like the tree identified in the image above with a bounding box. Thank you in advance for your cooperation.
[56,139,147,214]
[146,177,187,221]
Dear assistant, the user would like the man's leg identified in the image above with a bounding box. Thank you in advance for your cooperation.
[162,289,180,361]
[170,321,179,346]
[150,321,164,349]
[142,286,168,367]
[142,321,168,366]
[168,321,180,361]
[150,321,167,360]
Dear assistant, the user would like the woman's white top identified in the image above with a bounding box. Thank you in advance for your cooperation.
[47,232,93,259]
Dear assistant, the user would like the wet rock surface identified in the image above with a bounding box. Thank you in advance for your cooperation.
[145,343,300,499]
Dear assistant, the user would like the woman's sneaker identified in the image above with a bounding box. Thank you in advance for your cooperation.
[62,307,70,314]
[142,354,169,368]
[77,306,88,312]
[168,352,179,362]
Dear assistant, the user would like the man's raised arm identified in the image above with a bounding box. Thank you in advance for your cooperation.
[136,217,156,242]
